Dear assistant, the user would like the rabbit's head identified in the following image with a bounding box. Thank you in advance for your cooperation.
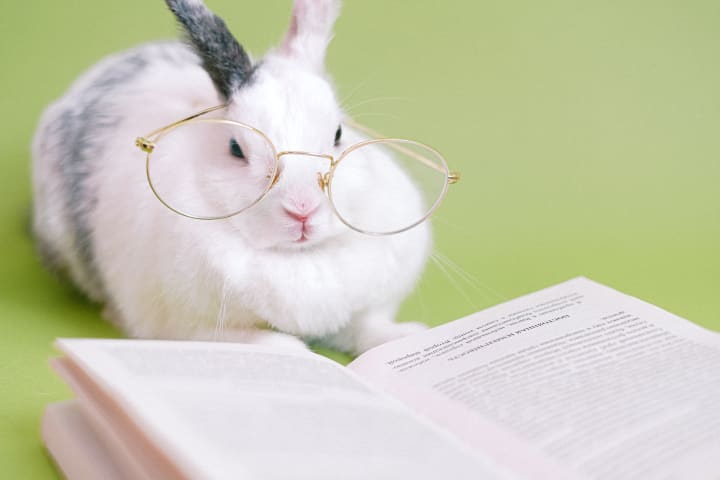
[165,0,426,250]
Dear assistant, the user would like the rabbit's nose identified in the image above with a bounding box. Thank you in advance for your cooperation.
[283,200,320,222]
[284,205,318,223]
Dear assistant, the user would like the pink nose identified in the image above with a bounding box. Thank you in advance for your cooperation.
[284,205,318,223]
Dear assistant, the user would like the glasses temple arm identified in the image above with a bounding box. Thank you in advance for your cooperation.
[135,104,229,153]
[344,119,460,184]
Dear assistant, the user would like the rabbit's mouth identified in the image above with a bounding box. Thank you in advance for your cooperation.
[291,225,319,246]
[281,226,337,251]
[285,210,319,245]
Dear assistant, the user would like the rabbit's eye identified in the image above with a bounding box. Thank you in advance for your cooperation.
[334,125,342,147]
[229,138,245,159]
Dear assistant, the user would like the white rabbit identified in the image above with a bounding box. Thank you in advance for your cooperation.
[31,0,433,354]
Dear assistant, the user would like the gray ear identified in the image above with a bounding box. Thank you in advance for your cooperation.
[165,0,253,99]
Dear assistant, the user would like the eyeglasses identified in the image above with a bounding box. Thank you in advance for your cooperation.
[135,104,460,236]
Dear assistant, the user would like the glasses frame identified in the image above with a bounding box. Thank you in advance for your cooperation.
[135,104,460,236]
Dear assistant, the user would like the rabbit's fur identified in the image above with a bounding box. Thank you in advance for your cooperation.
[32,0,430,354]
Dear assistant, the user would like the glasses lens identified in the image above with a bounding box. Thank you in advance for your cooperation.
[147,119,277,219]
[329,139,449,235]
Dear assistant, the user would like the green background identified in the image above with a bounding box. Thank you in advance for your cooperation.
[1,0,718,477]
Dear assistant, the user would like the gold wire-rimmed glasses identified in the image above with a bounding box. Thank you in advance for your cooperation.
[135,104,460,236]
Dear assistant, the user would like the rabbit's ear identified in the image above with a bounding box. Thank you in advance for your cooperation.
[278,0,341,70]
[165,0,252,99]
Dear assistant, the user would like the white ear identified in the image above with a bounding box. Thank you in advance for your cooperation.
[279,0,341,70]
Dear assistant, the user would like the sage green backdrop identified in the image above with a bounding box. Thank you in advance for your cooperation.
[1,0,718,477]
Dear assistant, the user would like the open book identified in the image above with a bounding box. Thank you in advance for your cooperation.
[43,278,720,480]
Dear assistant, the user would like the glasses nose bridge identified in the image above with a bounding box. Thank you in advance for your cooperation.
[276,150,336,192]
[277,150,335,164]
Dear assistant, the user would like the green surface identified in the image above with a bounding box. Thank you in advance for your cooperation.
[1,0,719,477]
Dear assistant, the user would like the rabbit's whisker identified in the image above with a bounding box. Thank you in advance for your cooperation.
[343,96,413,115]
[214,279,229,341]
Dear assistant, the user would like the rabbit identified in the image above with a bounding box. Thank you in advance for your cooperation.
[31,0,432,354]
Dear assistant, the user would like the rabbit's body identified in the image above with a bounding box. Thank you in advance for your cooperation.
[33,42,206,303]
[32,0,431,353]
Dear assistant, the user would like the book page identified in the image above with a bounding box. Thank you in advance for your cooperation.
[349,277,720,480]
[43,401,128,480]
[54,339,507,480]
[51,357,183,479]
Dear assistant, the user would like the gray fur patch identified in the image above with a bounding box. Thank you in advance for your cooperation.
[50,43,198,300]
[165,0,254,99]
[35,233,72,284]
